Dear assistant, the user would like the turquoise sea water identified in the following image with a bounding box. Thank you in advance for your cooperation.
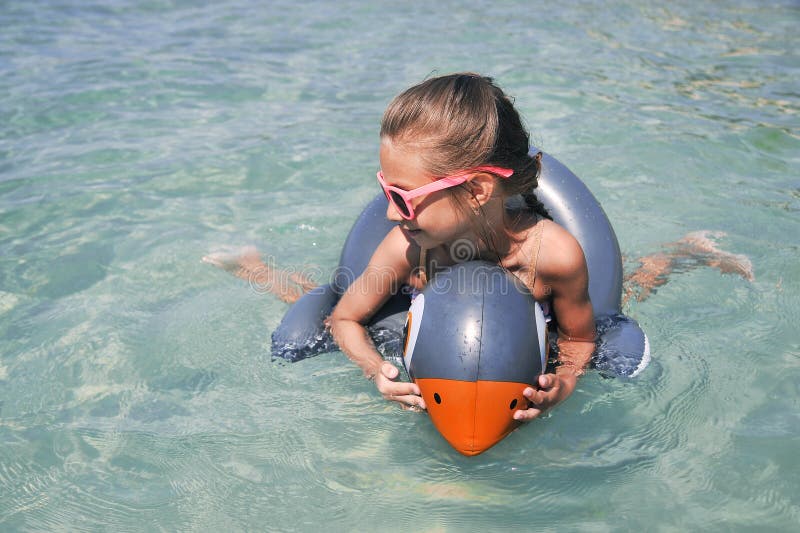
[1,0,798,530]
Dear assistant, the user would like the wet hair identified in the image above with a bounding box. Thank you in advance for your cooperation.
[380,73,550,221]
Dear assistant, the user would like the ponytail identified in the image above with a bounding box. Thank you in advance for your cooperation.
[515,152,551,220]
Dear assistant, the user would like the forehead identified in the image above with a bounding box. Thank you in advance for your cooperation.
[379,140,433,187]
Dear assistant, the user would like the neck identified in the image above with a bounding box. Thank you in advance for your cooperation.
[456,197,515,262]
[481,202,539,262]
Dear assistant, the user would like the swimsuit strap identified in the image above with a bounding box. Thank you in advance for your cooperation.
[527,216,544,290]
[418,247,428,285]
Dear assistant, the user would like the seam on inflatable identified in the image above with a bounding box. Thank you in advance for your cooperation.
[469,289,485,453]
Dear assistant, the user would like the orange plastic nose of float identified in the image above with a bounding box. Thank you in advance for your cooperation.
[416,378,529,456]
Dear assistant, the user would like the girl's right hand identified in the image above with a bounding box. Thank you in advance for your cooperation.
[375,361,427,410]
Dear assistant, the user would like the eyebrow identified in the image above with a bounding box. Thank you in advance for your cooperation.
[380,171,416,190]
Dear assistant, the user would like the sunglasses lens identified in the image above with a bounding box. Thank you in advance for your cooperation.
[389,191,411,218]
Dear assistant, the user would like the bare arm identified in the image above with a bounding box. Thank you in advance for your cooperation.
[549,241,596,379]
[329,227,427,409]
[516,228,595,420]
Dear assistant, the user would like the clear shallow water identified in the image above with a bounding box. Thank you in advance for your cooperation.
[1,0,798,530]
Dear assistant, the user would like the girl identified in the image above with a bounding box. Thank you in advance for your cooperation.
[329,73,593,420]
[204,73,753,419]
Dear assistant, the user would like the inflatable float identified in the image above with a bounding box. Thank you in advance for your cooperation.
[271,149,650,454]
[402,261,547,455]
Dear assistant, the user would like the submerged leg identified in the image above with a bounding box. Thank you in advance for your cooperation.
[202,246,317,304]
[623,231,754,305]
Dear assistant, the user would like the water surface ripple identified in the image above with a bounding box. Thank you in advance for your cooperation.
[1,0,798,530]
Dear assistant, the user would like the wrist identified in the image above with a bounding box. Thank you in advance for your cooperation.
[554,359,586,379]
[364,358,391,381]
[363,362,381,380]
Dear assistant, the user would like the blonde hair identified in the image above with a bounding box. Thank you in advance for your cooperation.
[380,73,549,219]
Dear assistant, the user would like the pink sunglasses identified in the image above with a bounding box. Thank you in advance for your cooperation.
[376,165,514,220]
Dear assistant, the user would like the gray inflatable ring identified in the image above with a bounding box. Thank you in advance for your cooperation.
[271,149,650,378]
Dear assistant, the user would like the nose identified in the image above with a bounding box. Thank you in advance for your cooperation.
[386,200,404,222]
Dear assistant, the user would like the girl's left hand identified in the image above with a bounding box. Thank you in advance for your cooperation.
[513,373,577,421]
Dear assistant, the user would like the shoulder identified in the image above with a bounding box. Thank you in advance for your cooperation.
[367,226,419,277]
[536,219,588,282]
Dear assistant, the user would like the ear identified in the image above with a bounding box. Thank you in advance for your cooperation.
[465,172,498,207]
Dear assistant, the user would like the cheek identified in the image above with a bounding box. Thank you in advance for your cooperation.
[418,205,469,240]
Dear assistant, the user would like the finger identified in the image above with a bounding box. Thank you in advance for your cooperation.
[395,383,423,397]
[398,394,428,412]
[513,407,543,421]
[377,380,420,397]
[387,394,425,408]
[522,386,535,399]
[524,387,546,406]
[380,362,399,379]
[538,374,553,389]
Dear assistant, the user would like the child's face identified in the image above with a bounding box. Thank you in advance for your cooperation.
[379,140,473,248]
